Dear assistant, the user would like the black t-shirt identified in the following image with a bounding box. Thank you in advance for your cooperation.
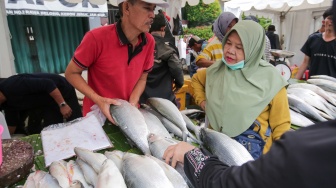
[301,33,336,78]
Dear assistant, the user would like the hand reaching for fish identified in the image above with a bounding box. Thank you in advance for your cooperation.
[96,96,121,124]
[60,104,72,119]
[163,142,196,168]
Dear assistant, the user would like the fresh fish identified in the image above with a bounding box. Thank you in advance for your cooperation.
[139,108,172,139]
[96,159,127,188]
[290,109,314,127]
[147,155,188,188]
[200,128,254,166]
[23,172,36,188]
[148,133,179,160]
[147,134,194,188]
[288,83,336,106]
[49,160,71,188]
[310,75,336,83]
[67,160,92,188]
[326,91,336,101]
[287,88,335,119]
[147,97,188,141]
[287,94,327,122]
[307,78,336,93]
[74,147,107,174]
[69,180,84,188]
[180,109,205,117]
[76,159,98,187]
[122,153,174,188]
[110,99,150,155]
[181,113,201,141]
[33,170,61,188]
[104,150,125,172]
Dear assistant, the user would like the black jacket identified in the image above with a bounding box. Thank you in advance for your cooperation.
[140,34,184,104]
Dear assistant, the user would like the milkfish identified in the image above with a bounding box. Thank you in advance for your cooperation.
[147,133,194,188]
[200,128,254,166]
[76,158,98,187]
[74,147,107,174]
[288,83,336,106]
[181,113,201,141]
[147,155,188,188]
[67,160,92,188]
[287,88,335,119]
[49,160,71,188]
[287,94,327,122]
[110,99,151,155]
[96,159,127,188]
[32,170,61,188]
[147,97,198,142]
[141,104,193,142]
[104,150,125,172]
[289,109,314,127]
[310,75,336,83]
[307,78,336,93]
[122,153,174,188]
[139,108,172,139]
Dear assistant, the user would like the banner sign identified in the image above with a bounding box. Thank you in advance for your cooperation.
[5,0,108,17]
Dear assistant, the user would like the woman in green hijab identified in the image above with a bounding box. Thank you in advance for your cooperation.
[191,20,290,158]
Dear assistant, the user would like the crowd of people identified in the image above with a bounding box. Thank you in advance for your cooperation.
[1,0,336,187]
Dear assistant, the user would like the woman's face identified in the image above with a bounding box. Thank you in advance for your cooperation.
[223,31,245,65]
[225,19,237,34]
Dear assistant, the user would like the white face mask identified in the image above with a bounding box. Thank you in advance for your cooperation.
[222,57,245,70]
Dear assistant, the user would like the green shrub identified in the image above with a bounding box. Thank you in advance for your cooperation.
[241,12,272,31]
[184,0,221,28]
[183,26,213,40]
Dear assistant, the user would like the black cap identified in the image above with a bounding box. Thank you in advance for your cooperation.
[322,7,332,19]
[268,25,276,31]
[188,36,205,48]
[244,15,259,23]
[150,14,166,32]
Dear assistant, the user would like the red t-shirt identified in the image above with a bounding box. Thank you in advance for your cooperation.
[73,22,154,115]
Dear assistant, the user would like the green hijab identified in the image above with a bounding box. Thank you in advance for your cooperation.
[205,20,288,137]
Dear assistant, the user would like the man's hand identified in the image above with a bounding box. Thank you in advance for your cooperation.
[60,104,72,119]
[96,97,120,124]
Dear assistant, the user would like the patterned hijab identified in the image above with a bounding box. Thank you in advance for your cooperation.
[213,12,238,42]
[205,20,288,137]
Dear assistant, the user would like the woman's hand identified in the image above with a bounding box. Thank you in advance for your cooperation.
[163,142,196,168]
[200,100,206,111]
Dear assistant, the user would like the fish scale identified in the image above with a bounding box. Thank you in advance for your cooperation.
[110,99,151,155]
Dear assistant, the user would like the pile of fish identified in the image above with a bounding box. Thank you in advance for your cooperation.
[23,147,188,188]
[288,75,336,128]
[23,97,254,187]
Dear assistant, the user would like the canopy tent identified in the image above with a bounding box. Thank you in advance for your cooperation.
[223,0,333,66]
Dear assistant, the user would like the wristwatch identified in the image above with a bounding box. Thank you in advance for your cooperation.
[59,102,67,107]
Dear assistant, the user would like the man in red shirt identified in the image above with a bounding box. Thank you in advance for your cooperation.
[65,0,168,123]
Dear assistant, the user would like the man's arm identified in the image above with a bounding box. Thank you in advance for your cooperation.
[129,72,148,107]
[65,60,119,123]
[295,55,310,79]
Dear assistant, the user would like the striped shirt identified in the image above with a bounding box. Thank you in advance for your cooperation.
[196,37,223,62]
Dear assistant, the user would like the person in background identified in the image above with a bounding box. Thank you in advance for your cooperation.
[195,12,238,68]
[65,0,168,123]
[295,7,336,79]
[139,13,184,105]
[0,73,82,135]
[163,120,336,188]
[333,0,336,32]
[311,10,330,35]
[188,35,207,77]
[266,24,282,50]
[244,15,272,63]
[191,20,290,159]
